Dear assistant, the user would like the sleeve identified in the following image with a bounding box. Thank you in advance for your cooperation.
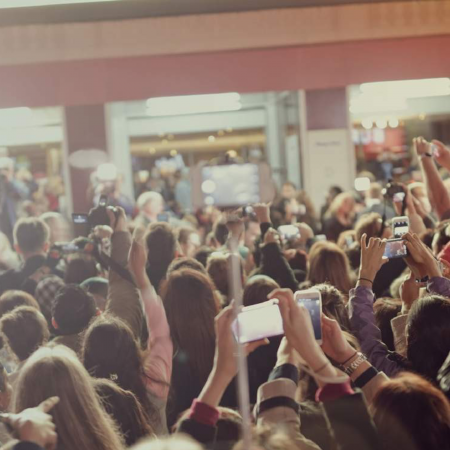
[259,243,299,291]
[255,378,321,450]
[321,392,381,450]
[427,277,450,298]
[105,231,144,341]
[348,287,402,377]
[141,285,173,400]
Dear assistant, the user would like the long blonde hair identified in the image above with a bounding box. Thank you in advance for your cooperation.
[326,192,355,222]
[13,345,124,450]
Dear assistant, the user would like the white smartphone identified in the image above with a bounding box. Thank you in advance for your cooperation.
[392,216,409,238]
[278,225,301,242]
[232,299,283,344]
[294,289,323,344]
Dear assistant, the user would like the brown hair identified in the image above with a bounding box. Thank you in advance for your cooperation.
[13,346,124,450]
[94,378,154,447]
[355,212,383,242]
[307,242,354,295]
[206,254,230,300]
[161,269,217,383]
[0,291,40,319]
[243,275,279,307]
[13,218,50,254]
[372,372,450,450]
[0,306,49,361]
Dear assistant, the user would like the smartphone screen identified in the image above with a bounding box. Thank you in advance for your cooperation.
[393,217,409,238]
[99,195,108,207]
[295,293,322,342]
[72,213,89,225]
[157,213,170,223]
[278,225,300,241]
[232,300,283,344]
[383,239,407,259]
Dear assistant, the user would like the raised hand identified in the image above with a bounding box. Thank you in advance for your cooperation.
[321,315,355,364]
[128,226,149,289]
[403,232,441,279]
[432,140,450,170]
[359,234,388,285]
[252,203,271,224]
[264,228,281,246]
[106,206,127,232]
[1,396,59,450]
[413,136,431,157]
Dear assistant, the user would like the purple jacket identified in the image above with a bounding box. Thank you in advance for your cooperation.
[348,277,450,377]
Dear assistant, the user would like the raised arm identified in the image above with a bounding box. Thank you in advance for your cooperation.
[348,235,403,377]
[393,189,426,235]
[128,229,173,400]
[414,137,450,220]
[104,208,144,341]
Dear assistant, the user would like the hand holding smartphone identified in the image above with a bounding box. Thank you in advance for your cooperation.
[383,238,408,259]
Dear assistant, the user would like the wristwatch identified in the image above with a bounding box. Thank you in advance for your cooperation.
[415,275,429,285]
[343,352,367,376]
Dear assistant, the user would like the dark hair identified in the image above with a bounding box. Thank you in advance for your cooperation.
[372,372,450,450]
[194,246,214,267]
[0,306,49,361]
[161,269,217,383]
[418,229,434,249]
[13,218,50,254]
[177,228,194,245]
[166,257,207,279]
[374,297,402,351]
[407,295,450,381]
[432,220,450,254]
[64,257,99,285]
[206,254,230,300]
[212,221,228,247]
[243,275,279,307]
[145,223,177,291]
[0,362,8,394]
[52,285,97,335]
[313,283,352,332]
[94,378,154,446]
[82,315,157,425]
[0,291,40,319]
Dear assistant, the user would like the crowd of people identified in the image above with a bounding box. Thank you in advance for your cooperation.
[0,136,450,449]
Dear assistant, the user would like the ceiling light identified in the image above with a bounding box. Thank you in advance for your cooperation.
[146,93,242,117]
[362,119,373,130]
[350,97,407,114]
[360,78,450,99]
[376,118,387,129]
[388,118,399,128]
[0,107,33,129]
[208,136,216,143]
[0,0,120,7]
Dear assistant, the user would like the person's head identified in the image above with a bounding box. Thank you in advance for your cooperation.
[244,219,261,251]
[409,182,432,214]
[40,212,72,246]
[13,346,124,450]
[328,192,355,218]
[94,378,154,447]
[243,275,280,307]
[313,283,351,332]
[13,218,50,259]
[206,253,230,302]
[337,230,356,251]
[80,277,109,311]
[82,314,156,424]
[0,306,49,362]
[52,284,98,336]
[212,220,229,247]
[194,246,214,267]
[175,406,242,442]
[326,185,343,204]
[166,257,207,279]
[64,256,99,285]
[161,269,218,383]
[372,372,450,450]
[406,295,450,380]
[374,297,402,351]
[355,212,392,241]
[307,242,353,295]
[0,290,40,319]
[281,182,297,200]
[145,222,178,291]
[177,228,201,259]
[136,191,164,218]
[294,223,314,251]
[367,182,383,201]
[34,275,65,324]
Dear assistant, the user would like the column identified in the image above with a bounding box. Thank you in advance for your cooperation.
[301,88,355,208]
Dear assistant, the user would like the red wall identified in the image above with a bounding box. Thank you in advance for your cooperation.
[1,34,450,108]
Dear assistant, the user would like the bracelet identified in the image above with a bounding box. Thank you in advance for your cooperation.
[313,361,330,374]
[343,352,368,376]
[420,152,433,159]
[340,351,357,365]
[358,278,373,284]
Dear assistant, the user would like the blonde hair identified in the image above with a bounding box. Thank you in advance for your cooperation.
[307,241,354,295]
[327,192,355,217]
[13,345,124,450]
